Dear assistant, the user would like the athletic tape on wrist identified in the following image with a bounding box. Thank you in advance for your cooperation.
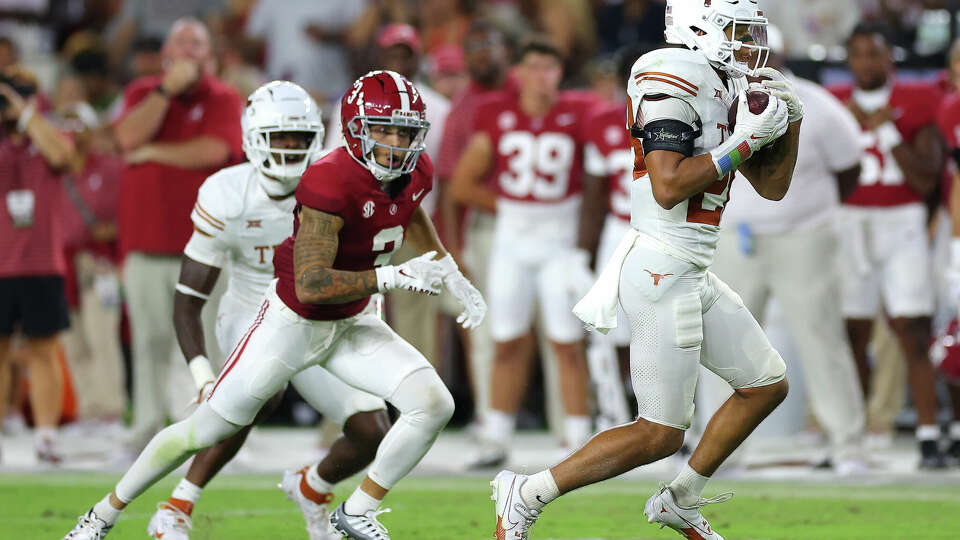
[188,355,216,389]
[374,266,393,293]
[176,283,210,300]
[710,137,753,177]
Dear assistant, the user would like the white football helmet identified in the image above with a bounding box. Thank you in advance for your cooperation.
[664,0,769,77]
[242,81,325,197]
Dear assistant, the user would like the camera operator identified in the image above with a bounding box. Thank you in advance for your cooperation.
[0,66,76,464]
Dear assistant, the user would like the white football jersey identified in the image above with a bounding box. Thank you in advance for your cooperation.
[626,47,746,268]
[184,162,296,308]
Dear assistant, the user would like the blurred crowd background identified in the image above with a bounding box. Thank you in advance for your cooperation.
[3,0,960,468]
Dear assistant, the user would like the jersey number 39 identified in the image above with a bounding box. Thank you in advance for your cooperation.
[498,132,575,200]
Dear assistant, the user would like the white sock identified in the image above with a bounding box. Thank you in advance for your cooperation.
[306,464,334,493]
[519,470,560,511]
[949,422,960,441]
[669,464,710,507]
[344,486,382,516]
[916,424,941,441]
[92,494,122,526]
[35,426,57,445]
[171,478,203,503]
[484,410,516,441]
[563,415,593,448]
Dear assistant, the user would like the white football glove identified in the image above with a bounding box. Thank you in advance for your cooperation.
[733,89,790,152]
[375,250,445,295]
[437,254,486,329]
[710,90,788,177]
[756,67,804,123]
[565,249,596,301]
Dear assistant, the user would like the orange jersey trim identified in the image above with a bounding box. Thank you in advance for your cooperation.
[635,76,698,97]
[635,71,699,91]
[194,204,225,231]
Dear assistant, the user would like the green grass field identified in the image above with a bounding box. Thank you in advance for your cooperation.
[4,472,959,539]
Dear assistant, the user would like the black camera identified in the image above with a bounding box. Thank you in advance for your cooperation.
[0,73,37,111]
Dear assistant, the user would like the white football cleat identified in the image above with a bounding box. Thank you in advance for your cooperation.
[279,467,339,540]
[63,509,112,540]
[644,484,731,540]
[329,502,391,540]
[147,503,192,539]
[491,470,540,540]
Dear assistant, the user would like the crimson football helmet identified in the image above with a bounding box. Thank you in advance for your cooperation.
[340,70,430,182]
[930,318,960,382]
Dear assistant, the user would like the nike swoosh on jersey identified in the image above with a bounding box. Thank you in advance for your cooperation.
[412,189,425,201]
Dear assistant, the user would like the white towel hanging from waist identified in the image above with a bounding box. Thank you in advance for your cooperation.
[573,228,640,334]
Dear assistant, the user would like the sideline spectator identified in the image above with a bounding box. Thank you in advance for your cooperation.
[54,96,126,431]
[0,65,75,464]
[428,45,469,101]
[703,27,869,474]
[105,0,226,71]
[436,19,514,427]
[113,17,242,451]
[830,22,947,468]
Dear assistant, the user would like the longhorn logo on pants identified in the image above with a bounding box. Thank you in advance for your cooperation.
[644,269,674,286]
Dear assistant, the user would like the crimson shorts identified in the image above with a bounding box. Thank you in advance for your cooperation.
[0,275,70,337]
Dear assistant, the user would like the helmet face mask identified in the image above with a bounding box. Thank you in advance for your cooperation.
[664,0,770,77]
[347,110,429,182]
[242,81,325,197]
[340,70,430,183]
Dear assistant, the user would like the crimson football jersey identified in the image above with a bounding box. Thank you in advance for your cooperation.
[473,90,599,203]
[830,81,943,207]
[273,147,434,320]
[937,92,960,202]
[584,103,632,222]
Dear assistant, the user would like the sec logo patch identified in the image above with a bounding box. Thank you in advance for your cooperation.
[362,200,375,218]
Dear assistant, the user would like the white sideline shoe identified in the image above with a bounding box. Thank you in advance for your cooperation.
[643,484,731,540]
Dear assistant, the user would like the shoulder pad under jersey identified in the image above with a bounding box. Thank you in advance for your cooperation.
[628,48,715,111]
[193,162,251,232]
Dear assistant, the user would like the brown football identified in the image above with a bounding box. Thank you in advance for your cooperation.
[727,76,772,132]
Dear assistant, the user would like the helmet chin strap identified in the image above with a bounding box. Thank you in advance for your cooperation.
[258,170,299,197]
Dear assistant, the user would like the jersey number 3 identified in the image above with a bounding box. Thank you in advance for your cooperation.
[686,123,734,226]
